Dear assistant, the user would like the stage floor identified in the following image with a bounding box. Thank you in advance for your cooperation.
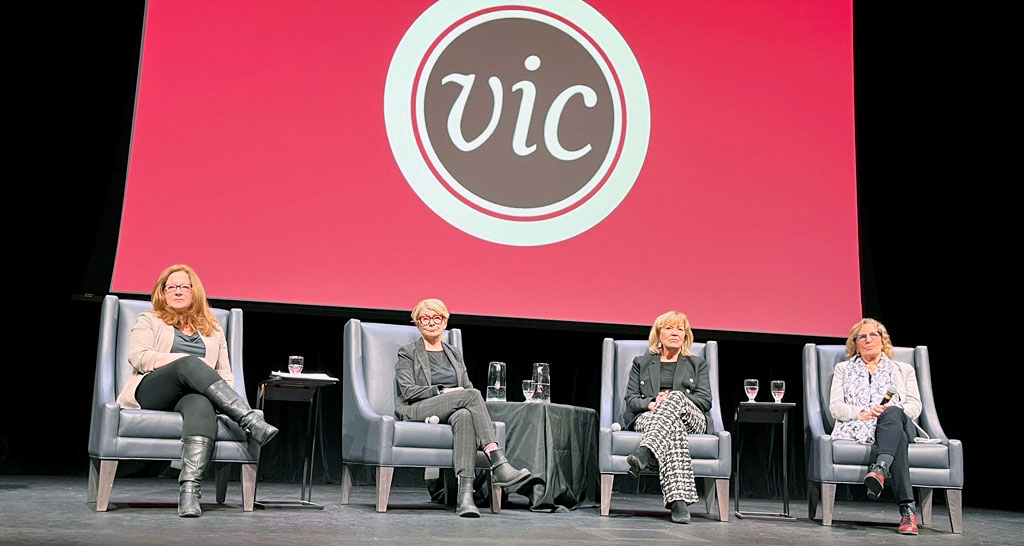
[0,476,1015,545]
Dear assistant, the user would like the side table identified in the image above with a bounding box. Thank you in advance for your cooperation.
[732,401,797,520]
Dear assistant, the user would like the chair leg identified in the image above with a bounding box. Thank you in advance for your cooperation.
[807,480,820,520]
[490,483,502,514]
[93,460,117,512]
[918,487,933,526]
[600,474,613,516]
[87,458,99,503]
[215,463,230,504]
[715,478,729,522]
[820,482,836,526]
[703,477,715,515]
[946,489,963,534]
[340,464,353,504]
[376,466,394,513]
[241,463,257,512]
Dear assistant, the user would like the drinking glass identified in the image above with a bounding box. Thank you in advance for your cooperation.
[743,379,759,402]
[486,361,506,401]
[532,363,551,403]
[288,356,304,374]
[522,380,535,402]
[771,380,785,403]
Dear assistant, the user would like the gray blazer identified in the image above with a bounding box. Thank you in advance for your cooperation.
[623,353,713,432]
[393,338,473,419]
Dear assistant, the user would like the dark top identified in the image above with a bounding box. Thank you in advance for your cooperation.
[623,353,714,432]
[171,327,206,357]
[660,361,676,390]
[427,349,458,388]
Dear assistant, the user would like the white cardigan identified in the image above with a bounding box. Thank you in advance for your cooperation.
[829,357,922,424]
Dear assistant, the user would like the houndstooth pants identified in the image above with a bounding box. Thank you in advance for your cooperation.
[633,390,707,506]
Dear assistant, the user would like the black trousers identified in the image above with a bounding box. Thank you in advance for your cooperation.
[874,406,915,504]
[135,356,222,440]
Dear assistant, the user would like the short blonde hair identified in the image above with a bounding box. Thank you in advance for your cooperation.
[845,318,894,359]
[410,298,450,322]
[648,310,694,356]
[150,264,219,337]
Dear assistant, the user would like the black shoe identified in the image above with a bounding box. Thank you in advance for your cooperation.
[455,476,480,518]
[627,446,654,479]
[670,501,691,524]
[864,462,888,501]
[487,449,531,488]
[177,436,213,517]
[204,380,279,446]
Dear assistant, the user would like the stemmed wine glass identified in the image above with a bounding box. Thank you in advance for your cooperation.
[743,379,759,402]
[522,380,535,403]
[771,380,786,403]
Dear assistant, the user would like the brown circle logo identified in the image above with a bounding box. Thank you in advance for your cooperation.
[386,1,649,245]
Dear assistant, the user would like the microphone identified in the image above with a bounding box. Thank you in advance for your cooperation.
[424,415,439,424]
[610,423,622,431]
[880,386,898,405]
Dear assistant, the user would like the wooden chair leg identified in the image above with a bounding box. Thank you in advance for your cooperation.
[600,474,613,516]
[376,466,394,513]
[340,464,353,504]
[918,487,933,526]
[703,477,716,515]
[87,458,99,503]
[215,463,230,504]
[821,482,836,526]
[240,463,257,511]
[715,478,729,522]
[94,460,117,512]
[490,483,502,514]
[807,480,820,520]
[946,489,963,534]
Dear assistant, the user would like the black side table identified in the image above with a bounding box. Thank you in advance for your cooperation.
[255,373,338,509]
[732,401,797,520]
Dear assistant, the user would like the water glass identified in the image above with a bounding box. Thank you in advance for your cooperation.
[532,363,551,403]
[522,380,535,402]
[486,361,507,401]
[771,380,785,403]
[288,356,304,374]
[743,378,759,402]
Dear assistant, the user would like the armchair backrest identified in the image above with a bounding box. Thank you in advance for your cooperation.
[94,295,246,406]
[600,339,724,434]
[343,319,463,418]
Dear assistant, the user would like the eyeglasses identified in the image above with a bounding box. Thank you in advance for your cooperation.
[853,331,882,343]
[416,315,445,326]
[164,284,193,293]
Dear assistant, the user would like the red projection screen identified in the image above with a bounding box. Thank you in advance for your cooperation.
[112,0,859,336]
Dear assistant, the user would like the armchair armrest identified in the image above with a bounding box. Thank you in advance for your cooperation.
[88,402,122,457]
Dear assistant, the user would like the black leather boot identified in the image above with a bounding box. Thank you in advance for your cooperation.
[204,380,279,446]
[670,500,691,524]
[627,446,654,479]
[455,475,480,517]
[486,449,530,488]
[178,435,214,517]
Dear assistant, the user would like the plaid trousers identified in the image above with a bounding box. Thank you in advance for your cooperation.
[634,391,707,506]
[402,389,498,477]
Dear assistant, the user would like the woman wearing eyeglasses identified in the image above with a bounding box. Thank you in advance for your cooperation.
[829,318,923,535]
[393,298,530,517]
[116,264,279,517]
[621,311,712,524]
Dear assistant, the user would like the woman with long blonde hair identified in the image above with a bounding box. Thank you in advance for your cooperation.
[116,264,278,517]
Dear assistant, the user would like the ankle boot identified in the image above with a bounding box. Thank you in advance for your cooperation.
[178,435,214,517]
[864,461,888,501]
[455,475,480,517]
[486,449,530,488]
[204,380,279,446]
[670,500,691,524]
[627,446,654,479]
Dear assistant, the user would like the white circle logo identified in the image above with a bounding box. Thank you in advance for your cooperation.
[385,0,650,246]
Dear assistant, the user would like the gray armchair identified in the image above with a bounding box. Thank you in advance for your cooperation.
[87,296,260,511]
[340,319,505,512]
[803,344,963,532]
[598,339,731,520]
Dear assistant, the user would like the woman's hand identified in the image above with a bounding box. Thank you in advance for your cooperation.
[442,386,464,393]
[858,406,886,420]
[648,390,670,410]
[869,404,887,417]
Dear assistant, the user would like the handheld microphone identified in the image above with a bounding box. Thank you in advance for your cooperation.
[880,386,898,405]
[424,415,439,424]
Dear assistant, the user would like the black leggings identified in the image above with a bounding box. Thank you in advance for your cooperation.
[874,406,915,504]
[135,356,223,440]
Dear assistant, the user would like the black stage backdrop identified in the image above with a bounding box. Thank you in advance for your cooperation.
[11,2,1011,511]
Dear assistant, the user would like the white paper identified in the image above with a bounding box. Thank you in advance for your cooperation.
[271,371,337,381]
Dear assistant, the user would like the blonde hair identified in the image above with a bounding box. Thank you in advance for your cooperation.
[844,318,893,360]
[150,264,219,337]
[410,298,450,322]
[647,310,694,356]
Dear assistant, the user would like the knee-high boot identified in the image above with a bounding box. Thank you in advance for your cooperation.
[178,436,214,517]
[204,380,279,446]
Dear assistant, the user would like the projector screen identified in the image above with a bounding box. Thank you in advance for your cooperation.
[112,0,858,336]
